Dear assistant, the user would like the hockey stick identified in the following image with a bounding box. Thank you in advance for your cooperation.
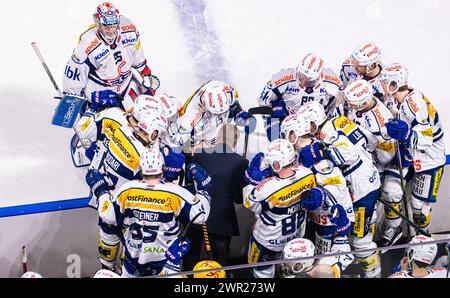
[22,246,28,274]
[243,106,273,159]
[394,113,415,239]
[377,198,430,237]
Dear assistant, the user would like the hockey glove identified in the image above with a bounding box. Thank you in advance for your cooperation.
[386,118,412,145]
[86,169,111,198]
[392,143,413,168]
[265,117,281,141]
[162,146,185,182]
[244,152,273,186]
[299,141,325,168]
[300,187,325,211]
[271,100,289,118]
[165,238,191,266]
[186,163,212,191]
[235,111,257,134]
[90,90,121,111]
[142,74,161,96]
[328,204,351,236]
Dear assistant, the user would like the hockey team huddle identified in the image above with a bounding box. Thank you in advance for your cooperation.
[29,2,448,279]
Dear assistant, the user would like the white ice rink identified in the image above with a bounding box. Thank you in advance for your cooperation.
[0,0,450,277]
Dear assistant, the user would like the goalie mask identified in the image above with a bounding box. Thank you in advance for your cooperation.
[93,2,120,45]
[280,238,315,278]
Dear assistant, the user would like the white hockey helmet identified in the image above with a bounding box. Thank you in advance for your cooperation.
[137,110,168,145]
[406,235,438,265]
[157,93,182,123]
[295,53,325,88]
[93,269,120,278]
[93,2,120,44]
[297,101,327,134]
[281,238,315,278]
[200,85,230,115]
[263,139,297,173]
[21,271,43,278]
[351,42,381,71]
[133,95,162,121]
[140,147,164,176]
[380,63,409,94]
[280,114,313,145]
[344,79,374,110]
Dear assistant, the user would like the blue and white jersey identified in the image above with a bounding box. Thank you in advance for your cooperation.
[396,89,445,172]
[389,266,448,278]
[98,180,210,266]
[318,116,381,202]
[243,166,317,251]
[63,16,149,102]
[257,68,342,116]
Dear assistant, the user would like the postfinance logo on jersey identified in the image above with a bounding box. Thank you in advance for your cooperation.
[109,129,139,170]
[333,116,357,135]
[119,189,182,212]
[268,174,316,207]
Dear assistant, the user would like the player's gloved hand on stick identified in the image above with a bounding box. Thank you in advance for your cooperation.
[162,146,185,182]
[90,90,121,111]
[386,118,412,145]
[186,163,212,191]
[300,187,325,211]
[299,141,325,167]
[235,111,257,134]
[86,169,111,197]
[328,204,351,236]
[165,238,191,265]
[244,152,273,186]
[271,100,289,118]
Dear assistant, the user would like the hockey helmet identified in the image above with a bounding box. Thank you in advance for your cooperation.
[406,235,438,265]
[263,139,297,173]
[380,63,409,94]
[280,238,315,278]
[295,53,324,88]
[351,42,381,75]
[193,260,226,278]
[137,110,168,145]
[93,2,120,44]
[344,79,374,110]
[297,101,327,134]
[140,148,164,176]
[93,269,120,278]
[21,271,43,278]
[280,114,313,147]
[201,85,230,115]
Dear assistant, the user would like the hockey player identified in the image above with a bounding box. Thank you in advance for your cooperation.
[243,139,328,278]
[178,80,256,148]
[280,114,355,277]
[257,53,343,141]
[62,2,160,112]
[87,148,212,277]
[280,238,340,278]
[343,80,410,247]
[297,101,382,278]
[93,269,121,278]
[381,63,445,233]
[389,235,448,278]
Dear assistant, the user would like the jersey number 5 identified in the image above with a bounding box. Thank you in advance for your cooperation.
[114,52,123,64]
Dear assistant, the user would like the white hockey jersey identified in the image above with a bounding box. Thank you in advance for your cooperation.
[63,16,149,101]
[257,68,342,116]
[397,89,445,172]
[347,98,396,172]
[243,166,317,251]
[389,266,448,278]
[318,116,381,202]
[97,180,210,265]
[178,80,238,146]
[307,160,355,227]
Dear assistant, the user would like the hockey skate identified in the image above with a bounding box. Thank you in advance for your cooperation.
[379,226,403,249]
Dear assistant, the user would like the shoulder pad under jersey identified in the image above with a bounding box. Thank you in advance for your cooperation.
[119,15,138,33]
[73,25,101,63]
[403,90,429,124]
[271,68,296,88]
[323,68,343,89]
[319,120,340,144]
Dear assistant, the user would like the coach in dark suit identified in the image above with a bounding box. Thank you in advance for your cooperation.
[183,124,249,271]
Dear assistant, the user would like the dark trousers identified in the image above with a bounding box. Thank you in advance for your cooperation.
[183,225,232,271]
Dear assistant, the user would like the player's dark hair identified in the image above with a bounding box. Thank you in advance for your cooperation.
[398,85,409,92]
[414,260,429,269]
